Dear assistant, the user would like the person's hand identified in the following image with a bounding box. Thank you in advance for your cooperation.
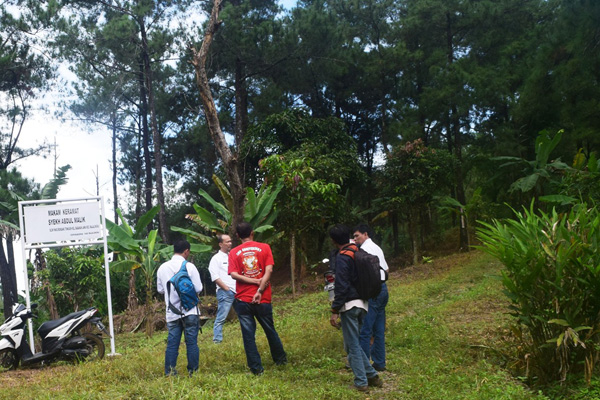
[330,313,340,329]
[252,291,262,304]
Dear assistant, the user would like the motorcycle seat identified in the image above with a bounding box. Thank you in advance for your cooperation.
[38,309,92,338]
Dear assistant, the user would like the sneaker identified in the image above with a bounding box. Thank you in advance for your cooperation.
[368,375,383,387]
[251,369,264,376]
[373,364,386,372]
[350,384,369,392]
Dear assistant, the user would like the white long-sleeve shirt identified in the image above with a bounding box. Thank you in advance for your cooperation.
[359,238,389,280]
[157,254,203,322]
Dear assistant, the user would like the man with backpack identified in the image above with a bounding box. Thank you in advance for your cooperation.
[157,239,203,376]
[228,222,287,376]
[329,224,383,392]
[354,224,389,372]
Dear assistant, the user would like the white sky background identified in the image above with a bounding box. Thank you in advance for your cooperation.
[10,0,299,296]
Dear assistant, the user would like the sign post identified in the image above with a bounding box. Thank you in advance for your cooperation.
[18,197,116,355]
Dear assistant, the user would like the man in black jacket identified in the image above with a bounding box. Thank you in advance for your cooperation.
[329,224,382,392]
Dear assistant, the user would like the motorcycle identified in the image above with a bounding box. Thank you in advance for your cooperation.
[322,258,335,303]
[0,303,110,372]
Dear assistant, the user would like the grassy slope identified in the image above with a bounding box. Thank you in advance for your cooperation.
[0,251,549,400]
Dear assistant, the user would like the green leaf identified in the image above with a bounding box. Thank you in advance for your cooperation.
[190,243,212,253]
[147,229,158,256]
[110,259,139,273]
[170,226,213,243]
[509,173,539,193]
[539,195,577,205]
[548,319,569,327]
[189,204,223,232]
[212,175,234,215]
[253,225,274,233]
[133,205,160,238]
[106,220,141,252]
[115,209,133,236]
[41,165,71,199]
[198,188,231,222]
[0,219,20,231]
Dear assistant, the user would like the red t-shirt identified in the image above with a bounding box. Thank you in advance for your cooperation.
[228,240,274,303]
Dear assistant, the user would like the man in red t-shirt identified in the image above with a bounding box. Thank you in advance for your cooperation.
[228,222,287,375]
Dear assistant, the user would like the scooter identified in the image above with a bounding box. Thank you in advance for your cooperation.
[0,302,110,372]
[322,258,335,303]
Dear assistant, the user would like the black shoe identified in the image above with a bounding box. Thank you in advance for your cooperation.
[368,375,383,387]
[373,364,386,372]
[350,384,369,392]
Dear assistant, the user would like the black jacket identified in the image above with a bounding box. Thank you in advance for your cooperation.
[331,243,361,313]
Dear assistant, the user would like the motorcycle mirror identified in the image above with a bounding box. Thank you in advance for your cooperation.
[322,258,329,263]
[31,303,38,309]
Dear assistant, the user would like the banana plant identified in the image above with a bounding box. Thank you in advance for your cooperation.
[494,130,570,197]
[172,174,282,244]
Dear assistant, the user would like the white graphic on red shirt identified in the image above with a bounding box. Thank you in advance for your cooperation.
[242,254,260,278]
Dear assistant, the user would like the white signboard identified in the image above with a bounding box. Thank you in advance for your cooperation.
[23,201,102,245]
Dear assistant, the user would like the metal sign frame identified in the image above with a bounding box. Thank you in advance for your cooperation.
[17,196,116,355]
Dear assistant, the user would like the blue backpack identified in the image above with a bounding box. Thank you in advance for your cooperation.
[167,260,199,315]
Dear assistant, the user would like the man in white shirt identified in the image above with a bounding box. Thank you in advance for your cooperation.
[157,240,203,376]
[353,224,389,372]
[208,234,235,343]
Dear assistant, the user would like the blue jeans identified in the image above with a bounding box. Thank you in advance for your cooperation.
[233,300,287,374]
[213,289,235,342]
[165,315,199,376]
[341,306,378,387]
[360,282,389,369]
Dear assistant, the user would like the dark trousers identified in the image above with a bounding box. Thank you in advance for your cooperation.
[233,300,287,374]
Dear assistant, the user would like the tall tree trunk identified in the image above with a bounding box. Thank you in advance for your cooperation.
[138,62,153,223]
[111,113,119,223]
[0,239,17,318]
[34,249,58,320]
[6,234,17,298]
[191,0,245,238]
[127,269,138,311]
[139,18,169,244]
[408,208,420,265]
[290,232,296,296]
[299,234,307,279]
[135,127,143,219]
[446,12,469,252]
[234,57,249,157]
[391,211,399,256]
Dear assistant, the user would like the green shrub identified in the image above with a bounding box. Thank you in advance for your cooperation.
[476,203,600,384]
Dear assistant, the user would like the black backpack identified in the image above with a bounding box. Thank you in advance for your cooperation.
[340,245,383,300]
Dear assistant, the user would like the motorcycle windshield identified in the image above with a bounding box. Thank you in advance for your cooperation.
[12,304,26,315]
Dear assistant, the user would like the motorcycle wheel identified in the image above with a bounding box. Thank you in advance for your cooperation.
[80,333,105,362]
[0,348,19,372]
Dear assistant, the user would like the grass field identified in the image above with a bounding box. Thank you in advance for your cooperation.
[0,251,551,399]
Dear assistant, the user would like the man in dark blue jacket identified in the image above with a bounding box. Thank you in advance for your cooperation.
[329,224,382,392]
